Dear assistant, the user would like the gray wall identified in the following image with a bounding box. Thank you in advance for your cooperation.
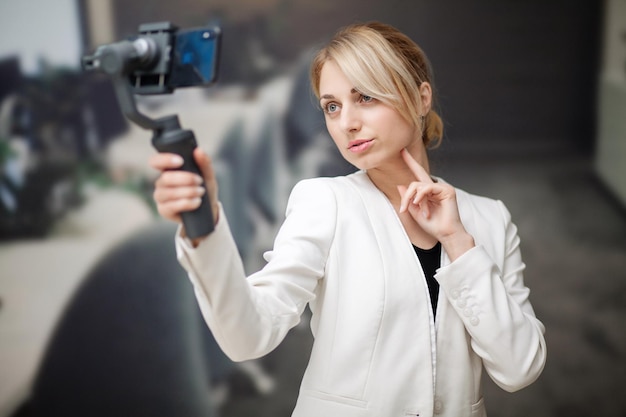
[112,0,603,155]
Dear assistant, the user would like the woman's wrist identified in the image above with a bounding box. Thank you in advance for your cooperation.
[180,202,219,248]
[440,230,475,262]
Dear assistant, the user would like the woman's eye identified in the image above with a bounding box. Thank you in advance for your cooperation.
[325,103,339,113]
[360,94,373,103]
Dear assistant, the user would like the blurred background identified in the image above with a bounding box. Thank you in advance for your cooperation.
[1,0,625,416]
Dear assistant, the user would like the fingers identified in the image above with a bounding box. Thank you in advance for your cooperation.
[192,148,219,219]
[155,167,203,188]
[410,185,443,219]
[153,172,204,221]
[193,147,216,184]
[398,182,429,216]
[398,149,442,218]
[154,170,204,201]
[150,148,221,227]
[398,182,446,218]
[155,193,204,222]
[149,152,184,171]
[397,184,414,213]
[401,148,433,184]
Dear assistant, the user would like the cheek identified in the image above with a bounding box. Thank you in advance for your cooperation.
[385,114,418,144]
[325,122,355,160]
[325,120,342,145]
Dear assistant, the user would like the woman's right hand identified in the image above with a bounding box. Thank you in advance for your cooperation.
[149,147,219,231]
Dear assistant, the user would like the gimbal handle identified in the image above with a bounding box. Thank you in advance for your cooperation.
[82,33,215,238]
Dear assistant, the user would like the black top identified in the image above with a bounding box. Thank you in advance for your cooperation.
[413,242,442,318]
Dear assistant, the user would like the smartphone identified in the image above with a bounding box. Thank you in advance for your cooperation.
[128,23,221,94]
[169,27,221,89]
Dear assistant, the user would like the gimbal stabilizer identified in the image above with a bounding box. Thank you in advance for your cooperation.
[82,22,220,238]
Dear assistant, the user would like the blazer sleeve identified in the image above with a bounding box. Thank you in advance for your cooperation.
[435,200,547,392]
[176,178,337,362]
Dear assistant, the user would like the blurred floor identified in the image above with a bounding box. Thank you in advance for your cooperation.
[0,187,155,417]
[216,147,626,417]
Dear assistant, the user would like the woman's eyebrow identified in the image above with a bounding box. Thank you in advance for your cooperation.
[320,89,359,101]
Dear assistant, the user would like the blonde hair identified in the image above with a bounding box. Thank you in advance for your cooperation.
[310,22,443,148]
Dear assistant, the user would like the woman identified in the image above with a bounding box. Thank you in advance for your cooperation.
[150,21,546,417]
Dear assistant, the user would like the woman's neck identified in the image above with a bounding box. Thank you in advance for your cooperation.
[366,152,431,209]
[365,151,438,249]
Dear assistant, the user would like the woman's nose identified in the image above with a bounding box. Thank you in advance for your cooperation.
[340,105,362,132]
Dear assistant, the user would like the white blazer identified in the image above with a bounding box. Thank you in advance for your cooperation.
[176,170,547,417]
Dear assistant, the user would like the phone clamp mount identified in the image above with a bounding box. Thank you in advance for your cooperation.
[82,22,217,238]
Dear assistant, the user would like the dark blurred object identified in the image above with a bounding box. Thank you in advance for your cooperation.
[283,52,324,161]
[0,58,128,239]
[82,73,129,147]
[0,57,23,103]
[23,222,217,417]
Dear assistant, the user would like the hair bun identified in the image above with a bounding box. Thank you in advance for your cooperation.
[424,110,443,149]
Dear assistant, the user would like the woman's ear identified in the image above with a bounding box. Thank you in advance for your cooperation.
[419,82,432,114]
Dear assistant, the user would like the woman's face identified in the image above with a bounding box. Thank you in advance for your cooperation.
[318,60,422,171]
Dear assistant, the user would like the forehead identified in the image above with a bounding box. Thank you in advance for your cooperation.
[319,60,354,97]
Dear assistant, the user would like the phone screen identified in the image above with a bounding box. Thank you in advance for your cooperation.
[170,27,221,88]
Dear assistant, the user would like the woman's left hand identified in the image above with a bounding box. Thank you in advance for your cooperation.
[397,148,474,260]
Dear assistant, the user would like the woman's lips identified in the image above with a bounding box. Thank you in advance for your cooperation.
[348,139,374,153]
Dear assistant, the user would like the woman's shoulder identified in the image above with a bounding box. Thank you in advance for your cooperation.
[445,181,515,235]
[291,170,367,193]
[287,171,371,216]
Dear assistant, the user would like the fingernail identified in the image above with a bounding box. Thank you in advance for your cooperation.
[196,186,205,195]
[194,175,203,184]
[172,155,184,165]
[192,197,202,206]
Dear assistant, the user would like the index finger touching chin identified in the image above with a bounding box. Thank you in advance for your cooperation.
[401,148,432,183]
